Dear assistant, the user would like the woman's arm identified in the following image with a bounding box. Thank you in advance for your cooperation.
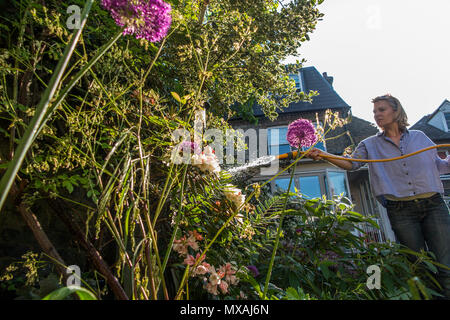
[305,141,369,171]
[305,148,354,171]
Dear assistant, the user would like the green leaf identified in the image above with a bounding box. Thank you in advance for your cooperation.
[423,260,438,273]
[248,277,263,298]
[407,278,422,300]
[285,287,302,300]
[171,91,182,104]
[42,286,97,300]
[0,162,10,169]
[62,180,74,193]
[319,262,331,280]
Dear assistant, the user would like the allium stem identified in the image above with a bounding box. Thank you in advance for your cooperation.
[263,150,300,299]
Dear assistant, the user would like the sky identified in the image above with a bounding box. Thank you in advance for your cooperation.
[284,0,450,127]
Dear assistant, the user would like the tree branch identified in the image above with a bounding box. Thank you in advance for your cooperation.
[198,0,210,25]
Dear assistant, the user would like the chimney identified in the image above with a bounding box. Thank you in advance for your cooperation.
[322,72,334,86]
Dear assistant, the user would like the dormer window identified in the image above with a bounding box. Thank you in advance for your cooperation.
[444,113,450,131]
[289,72,304,92]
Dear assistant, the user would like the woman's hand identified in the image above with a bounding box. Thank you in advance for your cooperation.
[305,148,325,161]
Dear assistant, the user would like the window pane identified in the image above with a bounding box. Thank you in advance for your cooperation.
[268,127,290,155]
[315,141,325,151]
[275,178,296,193]
[302,141,325,152]
[299,176,322,199]
[328,172,348,197]
[270,144,291,155]
[268,127,288,145]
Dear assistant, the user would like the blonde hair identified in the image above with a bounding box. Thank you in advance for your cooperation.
[372,94,409,130]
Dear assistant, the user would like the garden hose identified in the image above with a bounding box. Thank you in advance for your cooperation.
[276,144,450,163]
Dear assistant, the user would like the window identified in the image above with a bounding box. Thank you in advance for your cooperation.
[301,141,326,153]
[271,170,349,200]
[289,73,303,91]
[445,113,450,131]
[327,171,349,197]
[268,127,291,155]
[298,176,322,199]
[274,178,296,193]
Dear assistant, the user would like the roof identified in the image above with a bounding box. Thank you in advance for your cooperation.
[326,114,379,155]
[410,116,450,142]
[410,100,450,142]
[252,66,351,117]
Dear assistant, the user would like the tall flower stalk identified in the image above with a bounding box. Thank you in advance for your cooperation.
[262,151,300,299]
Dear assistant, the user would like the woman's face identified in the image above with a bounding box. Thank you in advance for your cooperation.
[373,100,397,129]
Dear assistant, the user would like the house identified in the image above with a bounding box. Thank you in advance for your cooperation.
[410,99,450,205]
[228,66,396,242]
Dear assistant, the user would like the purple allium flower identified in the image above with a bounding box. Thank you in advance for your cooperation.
[101,0,172,42]
[247,265,259,277]
[286,118,317,149]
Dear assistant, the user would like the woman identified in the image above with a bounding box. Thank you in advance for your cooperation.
[306,94,450,299]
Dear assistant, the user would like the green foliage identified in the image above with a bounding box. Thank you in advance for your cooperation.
[243,192,445,300]
[42,285,97,300]
[0,251,62,299]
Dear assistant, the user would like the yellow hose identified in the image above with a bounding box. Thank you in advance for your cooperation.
[276,144,450,163]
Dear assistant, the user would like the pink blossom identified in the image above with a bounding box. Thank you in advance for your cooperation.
[219,263,238,285]
[189,230,203,241]
[205,280,219,295]
[191,146,221,175]
[218,280,229,294]
[173,236,188,256]
[186,235,199,251]
[183,254,195,266]
[194,262,211,276]
[184,253,205,266]
[209,270,221,286]
[224,185,245,210]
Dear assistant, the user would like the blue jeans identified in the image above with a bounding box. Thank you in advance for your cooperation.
[386,193,450,299]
